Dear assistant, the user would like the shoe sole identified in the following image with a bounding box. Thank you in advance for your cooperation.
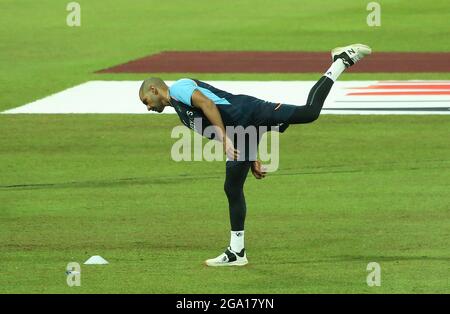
[331,43,372,60]
[204,259,249,267]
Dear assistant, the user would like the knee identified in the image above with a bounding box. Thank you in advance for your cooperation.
[303,109,320,123]
[288,107,320,124]
[224,182,243,199]
[308,112,320,123]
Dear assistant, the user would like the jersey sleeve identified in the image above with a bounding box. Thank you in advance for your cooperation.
[169,79,199,106]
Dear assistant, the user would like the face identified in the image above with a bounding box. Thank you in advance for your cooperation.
[140,88,166,113]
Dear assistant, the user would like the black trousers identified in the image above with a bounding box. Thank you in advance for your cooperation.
[224,160,252,231]
[224,76,334,231]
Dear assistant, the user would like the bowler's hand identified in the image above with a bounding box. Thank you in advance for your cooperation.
[224,137,240,160]
[251,160,267,179]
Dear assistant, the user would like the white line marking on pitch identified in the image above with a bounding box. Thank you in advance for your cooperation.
[2,81,449,115]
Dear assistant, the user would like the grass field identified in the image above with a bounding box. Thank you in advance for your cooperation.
[1,0,449,293]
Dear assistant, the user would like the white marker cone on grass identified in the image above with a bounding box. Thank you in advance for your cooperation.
[84,255,109,265]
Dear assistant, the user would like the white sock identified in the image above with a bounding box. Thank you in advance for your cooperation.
[324,59,346,82]
[230,231,244,253]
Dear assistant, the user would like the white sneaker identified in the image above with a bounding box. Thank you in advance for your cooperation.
[205,247,248,267]
[331,43,372,68]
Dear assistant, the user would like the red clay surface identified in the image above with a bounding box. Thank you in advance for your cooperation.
[351,84,450,89]
[348,91,450,96]
[97,51,450,73]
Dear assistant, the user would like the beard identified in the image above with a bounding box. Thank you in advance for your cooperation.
[150,95,165,112]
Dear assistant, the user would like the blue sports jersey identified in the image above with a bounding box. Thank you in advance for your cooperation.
[169,78,297,139]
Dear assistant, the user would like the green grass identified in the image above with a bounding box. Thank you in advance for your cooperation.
[0,0,449,293]
[1,115,449,293]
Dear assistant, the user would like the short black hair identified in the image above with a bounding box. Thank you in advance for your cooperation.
[139,77,166,100]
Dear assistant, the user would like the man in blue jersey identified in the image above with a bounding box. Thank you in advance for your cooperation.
[138,44,371,266]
